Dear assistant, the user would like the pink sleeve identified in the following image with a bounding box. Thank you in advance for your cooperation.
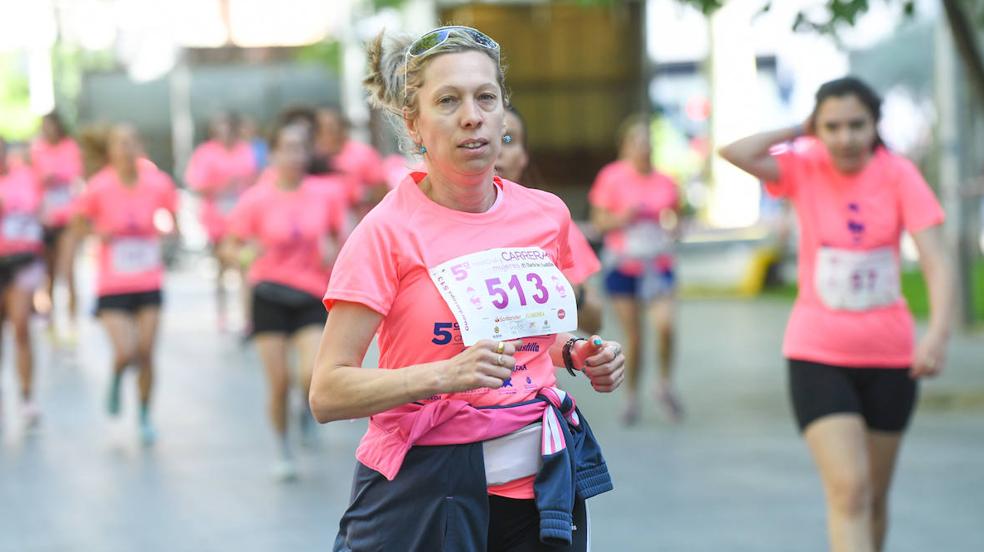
[362,147,385,186]
[329,188,350,238]
[184,148,210,191]
[562,224,601,285]
[159,174,179,213]
[74,187,99,220]
[763,148,800,199]
[227,190,257,239]
[896,158,945,233]
[65,141,83,180]
[323,220,400,315]
[587,166,618,210]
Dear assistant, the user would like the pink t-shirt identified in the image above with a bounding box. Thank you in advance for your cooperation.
[563,223,601,285]
[30,138,84,227]
[766,142,945,368]
[74,164,179,297]
[0,166,44,256]
[588,160,679,275]
[228,175,348,299]
[184,140,257,242]
[323,173,575,497]
[333,140,384,204]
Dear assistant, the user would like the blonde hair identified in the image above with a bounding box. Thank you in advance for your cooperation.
[364,28,509,153]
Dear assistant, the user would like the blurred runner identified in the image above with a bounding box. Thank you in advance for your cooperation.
[30,112,84,346]
[496,106,603,334]
[0,136,45,431]
[590,114,683,425]
[224,121,347,481]
[315,107,386,214]
[185,112,257,332]
[719,76,953,552]
[72,124,179,446]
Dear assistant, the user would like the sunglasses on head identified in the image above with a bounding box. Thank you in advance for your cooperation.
[403,26,500,103]
[407,26,499,59]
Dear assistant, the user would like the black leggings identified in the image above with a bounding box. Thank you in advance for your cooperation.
[488,495,589,552]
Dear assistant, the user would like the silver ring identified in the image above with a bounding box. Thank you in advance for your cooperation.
[497,354,504,366]
[612,345,622,358]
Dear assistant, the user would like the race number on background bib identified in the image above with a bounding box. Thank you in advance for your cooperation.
[111,237,162,274]
[814,246,900,311]
[623,220,672,259]
[2,213,43,242]
[429,247,578,345]
[42,185,74,213]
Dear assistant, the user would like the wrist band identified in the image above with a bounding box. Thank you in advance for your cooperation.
[562,337,586,377]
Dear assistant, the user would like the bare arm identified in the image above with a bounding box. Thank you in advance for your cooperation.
[717,125,802,182]
[309,301,516,422]
[910,225,954,378]
[591,205,634,234]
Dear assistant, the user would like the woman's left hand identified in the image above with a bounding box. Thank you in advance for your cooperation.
[572,335,625,393]
[911,331,948,379]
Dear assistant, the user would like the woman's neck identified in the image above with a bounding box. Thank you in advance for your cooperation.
[420,167,496,213]
[114,161,138,185]
[275,169,303,191]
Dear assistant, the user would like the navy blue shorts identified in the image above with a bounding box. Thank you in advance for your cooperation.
[604,267,675,298]
[95,289,163,315]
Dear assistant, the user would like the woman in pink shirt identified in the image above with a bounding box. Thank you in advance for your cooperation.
[223,120,347,481]
[496,106,604,335]
[719,77,953,552]
[310,27,625,551]
[30,112,84,344]
[72,125,179,446]
[185,113,257,332]
[0,137,46,430]
[589,115,683,425]
[315,107,387,210]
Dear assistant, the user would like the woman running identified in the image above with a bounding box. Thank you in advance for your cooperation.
[185,112,257,332]
[496,106,603,334]
[310,26,625,551]
[224,120,347,481]
[589,114,683,425]
[30,112,84,344]
[719,76,953,552]
[71,124,179,446]
[0,136,46,430]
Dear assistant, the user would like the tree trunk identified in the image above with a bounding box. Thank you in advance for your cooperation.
[941,0,984,107]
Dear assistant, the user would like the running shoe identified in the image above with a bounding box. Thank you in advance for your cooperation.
[139,419,157,446]
[655,387,684,423]
[272,458,298,482]
[21,401,42,430]
[106,376,122,417]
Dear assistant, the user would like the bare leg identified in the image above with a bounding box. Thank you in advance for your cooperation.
[648,296,681,421]
[867,431,905,551]
[610,296,642,425]
[804,414,875,552]
[99,311,137,417]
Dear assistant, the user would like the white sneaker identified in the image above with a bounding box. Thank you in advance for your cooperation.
[272,458,298,482]
[21,401,41,430]
[139,419,157,446]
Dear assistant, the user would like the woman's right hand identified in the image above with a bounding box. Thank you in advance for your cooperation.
[435,339,521,394]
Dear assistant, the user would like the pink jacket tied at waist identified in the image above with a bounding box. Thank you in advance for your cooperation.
[357,387,580,481]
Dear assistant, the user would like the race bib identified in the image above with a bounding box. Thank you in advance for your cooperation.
[429,247,578,346]
[814,246,900,311]
[110,237,162,274]
[2,213,43,242]
[624,220,672,259]
[43,185,74,213]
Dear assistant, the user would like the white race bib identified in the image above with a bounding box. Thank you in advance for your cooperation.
[110,237,162,274]
[429,247,578,346]
[814,246,900,311]
[624,220,672,259]
[42,185,74,213]
[2,213,42,242]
